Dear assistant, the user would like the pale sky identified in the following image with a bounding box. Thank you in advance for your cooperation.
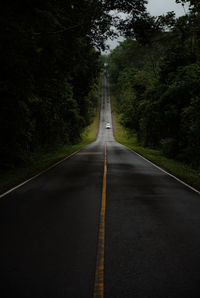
[105,0,189,53]
[147,0,189,17]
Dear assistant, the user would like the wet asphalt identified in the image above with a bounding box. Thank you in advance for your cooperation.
[0,77,200,297]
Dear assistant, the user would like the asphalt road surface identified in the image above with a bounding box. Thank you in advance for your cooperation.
[1,77,200,298]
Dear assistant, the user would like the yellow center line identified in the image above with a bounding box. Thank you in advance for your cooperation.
[93,143,107,298]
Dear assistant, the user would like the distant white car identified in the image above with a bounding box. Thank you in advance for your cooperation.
[106,122,111,129]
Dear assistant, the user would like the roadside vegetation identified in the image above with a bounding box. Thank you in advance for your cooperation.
[1,0,200,192]
[0,0,149,193]
[0,0,148,171]
[108,0,200,189]
[112,96,200,190]
[0,101,100,194]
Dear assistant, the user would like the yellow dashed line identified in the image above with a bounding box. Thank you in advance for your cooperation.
[94,144,107,298]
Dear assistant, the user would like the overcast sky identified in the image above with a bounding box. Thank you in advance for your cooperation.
[105,0,189,53]
[147,0,188,17]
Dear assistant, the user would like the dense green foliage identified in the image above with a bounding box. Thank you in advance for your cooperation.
[0,0,148,168]
[0,1,95,167]
[112,95,200,190]
[108,1,200,168]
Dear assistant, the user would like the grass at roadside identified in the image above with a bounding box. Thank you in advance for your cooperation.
[0,107,100,195]
[111,96,200,191]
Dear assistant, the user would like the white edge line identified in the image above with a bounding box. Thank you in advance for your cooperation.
[0,149,81,199]
[123,145,200,195]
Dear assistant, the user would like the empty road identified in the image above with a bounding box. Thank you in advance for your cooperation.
[0,77,200,297]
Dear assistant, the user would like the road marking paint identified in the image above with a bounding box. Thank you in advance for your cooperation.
[125,146,200,195]
[0,149,80,199]
[94,144,107,297]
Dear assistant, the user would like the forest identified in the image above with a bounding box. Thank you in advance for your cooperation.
[0,0,148,169]
[1,0,199,172]
[108,0,200,168]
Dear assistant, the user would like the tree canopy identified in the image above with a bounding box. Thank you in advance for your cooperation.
[0,0,148,167]
[108,1,200,167]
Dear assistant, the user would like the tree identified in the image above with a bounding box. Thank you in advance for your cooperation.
[0,0,149,167]
[108,4,200,167]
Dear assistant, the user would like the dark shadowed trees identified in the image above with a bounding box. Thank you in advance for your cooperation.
[108,1,200,167]
[0,0,148,167]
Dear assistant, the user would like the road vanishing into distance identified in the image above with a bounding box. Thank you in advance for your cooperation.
[1,77,200,298]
